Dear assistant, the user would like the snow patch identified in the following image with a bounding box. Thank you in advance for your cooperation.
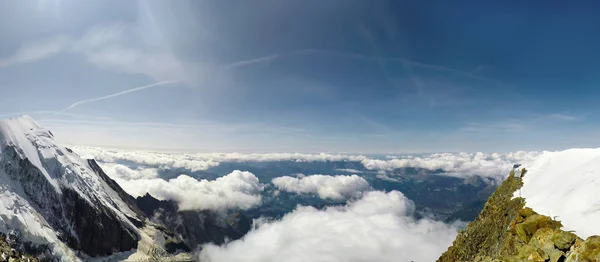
[518,148,600,239]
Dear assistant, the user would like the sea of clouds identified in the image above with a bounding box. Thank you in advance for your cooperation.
[74,146,540,180]
[71,146,542,261]
[73,146,541,210]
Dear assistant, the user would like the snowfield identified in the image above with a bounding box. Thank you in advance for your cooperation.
[518,148,600,239]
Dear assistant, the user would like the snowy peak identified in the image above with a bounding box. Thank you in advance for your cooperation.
[0,116,142,259]
[0,116,61,191]
[0,115,42,134]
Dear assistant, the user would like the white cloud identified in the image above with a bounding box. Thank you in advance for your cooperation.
[335,168,364,174]
[362,151,541,180]
[72,146,366,171]
[199,191,462,262]
[73,23,189,83]
[99,163,159,181]
[272,175,371,201]
[539,113,581,121]
[73,146,540,181]
[109,170,264,211]
[74,146,220,172]
[0,23,189,83]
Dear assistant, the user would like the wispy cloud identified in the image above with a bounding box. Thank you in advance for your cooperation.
[461,112,584,133]
[461,120,528,132]
[538,113,582,121]
[357,25,397,88]
[0,23,190,84]
[1,23,497,89]
[73,23,191,83]
[0,36,71,67]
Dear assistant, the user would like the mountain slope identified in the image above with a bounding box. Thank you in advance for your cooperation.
[0,116,146,259]
[438,151,600,261]
[0,116,260,261]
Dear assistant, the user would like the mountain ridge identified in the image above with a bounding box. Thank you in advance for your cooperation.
[0,116,251,261]
[438,167,600,261]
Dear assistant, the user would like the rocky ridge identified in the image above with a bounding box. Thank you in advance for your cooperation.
[438,170,600,261]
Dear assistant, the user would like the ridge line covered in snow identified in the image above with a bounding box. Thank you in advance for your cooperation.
[518,148,600,239]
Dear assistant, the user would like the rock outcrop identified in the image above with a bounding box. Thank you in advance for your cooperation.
[135,193,252,250]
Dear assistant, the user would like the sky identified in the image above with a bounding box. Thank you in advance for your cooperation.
[1,0,600,153]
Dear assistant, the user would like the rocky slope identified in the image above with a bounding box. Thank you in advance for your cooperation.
[438,169,600,261]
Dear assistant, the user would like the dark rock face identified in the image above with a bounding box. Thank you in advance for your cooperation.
[0,146,139,257]
[61,188,138,256]
[135,193,252,249]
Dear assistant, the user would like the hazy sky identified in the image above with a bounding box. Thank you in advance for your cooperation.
[1,0,600,153]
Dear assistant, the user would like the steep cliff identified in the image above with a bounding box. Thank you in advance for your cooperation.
[135,193,251,250]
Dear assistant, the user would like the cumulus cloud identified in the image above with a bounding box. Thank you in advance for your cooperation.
[362,151,541,180]
[272,175,371,201]
[199,191,462,262]
[108,170,264,211]
[99,163,159,181]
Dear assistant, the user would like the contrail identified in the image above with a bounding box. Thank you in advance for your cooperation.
[40,80,179,120]
[61,80,178,112]
[221,54,281,69]
[221,48,500,84]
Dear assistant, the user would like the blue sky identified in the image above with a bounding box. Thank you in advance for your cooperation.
[1,0,600,153]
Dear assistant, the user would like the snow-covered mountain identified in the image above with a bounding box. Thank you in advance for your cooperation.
[0,115,146,260]
[0,116,253,261]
